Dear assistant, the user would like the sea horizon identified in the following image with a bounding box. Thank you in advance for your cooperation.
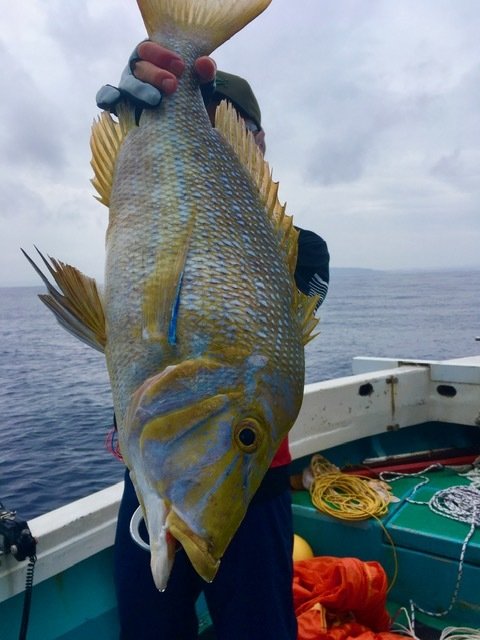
[1,267,479,519]
[3,264,480,291]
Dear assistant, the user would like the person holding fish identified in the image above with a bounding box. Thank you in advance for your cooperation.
[23,0,329,637]
[97,38,329,640]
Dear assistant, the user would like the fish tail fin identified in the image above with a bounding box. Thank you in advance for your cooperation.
[136,0,271,53]
[22,248,106,353]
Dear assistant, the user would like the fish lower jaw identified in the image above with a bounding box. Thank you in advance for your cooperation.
[167,510,220,583]
[150,544,174,592]
[148,517,177,592]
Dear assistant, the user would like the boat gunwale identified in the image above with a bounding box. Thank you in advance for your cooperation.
[1,355,479,603]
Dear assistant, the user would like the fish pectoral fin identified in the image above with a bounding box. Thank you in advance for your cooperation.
[22,248,106,353]
[142,226,194,345]
[90,102,136,207]
[167,510,220,583]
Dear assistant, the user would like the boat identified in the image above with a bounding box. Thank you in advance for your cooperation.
[1,354,479,639]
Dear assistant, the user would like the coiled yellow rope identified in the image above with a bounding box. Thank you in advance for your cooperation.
[308,454,398,591]
[309,454,392,520]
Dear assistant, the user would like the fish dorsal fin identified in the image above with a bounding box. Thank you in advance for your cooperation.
[90,102,136,207]
[215,100,320,346]
[22,248,106,353]
[137,0,271,54]
[215,100,298,275]
[295,290,321,346]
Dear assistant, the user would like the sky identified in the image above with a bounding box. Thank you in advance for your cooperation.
[1,0,480,286]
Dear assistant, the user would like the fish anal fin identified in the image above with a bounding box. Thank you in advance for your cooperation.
[90,102,136,207]
[22,248,106,353]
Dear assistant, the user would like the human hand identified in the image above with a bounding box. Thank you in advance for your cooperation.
[96,41,217,112]
[134,41,216,94]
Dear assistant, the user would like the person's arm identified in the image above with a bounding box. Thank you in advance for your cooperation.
[96,41,216,112]
[294,228,330,310]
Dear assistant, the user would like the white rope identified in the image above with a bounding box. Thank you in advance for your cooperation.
[410,484,478,623]
[381,465,480,635]
[430,485,480,526]
[392,609,480,640]
[391,607,421,639]
[440,627,480,640]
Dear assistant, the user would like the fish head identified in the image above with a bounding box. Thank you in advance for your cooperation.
[123,353,303,587]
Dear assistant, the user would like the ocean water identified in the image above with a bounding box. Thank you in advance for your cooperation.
[0,268,479,520]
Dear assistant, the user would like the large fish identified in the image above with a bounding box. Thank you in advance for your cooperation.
[24,0,318,590]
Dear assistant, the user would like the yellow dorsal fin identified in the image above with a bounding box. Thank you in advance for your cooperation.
[90,102,136,207]
[215,100,320,346]
[22,249,106,353]
[137,0,271,54]
[295,290,321,346]
[215,100,299,277]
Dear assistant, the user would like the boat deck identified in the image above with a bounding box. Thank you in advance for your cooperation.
[292,464,480,631]
[2,357,479,638]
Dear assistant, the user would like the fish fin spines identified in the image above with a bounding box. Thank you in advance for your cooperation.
[137,0,271,53]
[22,248,106,353]
[295,290,321,346]
[215,100,298,277]
[215,100,319,344]
[90,103,136,207]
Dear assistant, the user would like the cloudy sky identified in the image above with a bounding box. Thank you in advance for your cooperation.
[1,0,479,286]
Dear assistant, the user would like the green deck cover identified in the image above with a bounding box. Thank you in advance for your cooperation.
[292,467,480,630]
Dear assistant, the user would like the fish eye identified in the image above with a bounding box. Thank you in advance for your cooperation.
[233,418,261,453]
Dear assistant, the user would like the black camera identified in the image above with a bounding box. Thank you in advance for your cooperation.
[0,502,37,561]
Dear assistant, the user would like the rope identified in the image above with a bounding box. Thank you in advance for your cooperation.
[309,457,480,623]
[440,628,480,640]
[309,454,393,521]
[391,608,480,640]
[308,455,399,591]
[105,425,124,462]
[390,607,421,639]
[430,485,480,525]
[382,465,480,628]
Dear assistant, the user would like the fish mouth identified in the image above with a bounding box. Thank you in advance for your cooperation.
[167,510,220,583]
[132,502,220,586]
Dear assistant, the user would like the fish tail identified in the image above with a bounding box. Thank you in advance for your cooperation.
[136,0,272,54]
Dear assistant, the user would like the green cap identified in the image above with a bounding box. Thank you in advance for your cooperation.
[213,70,262,130]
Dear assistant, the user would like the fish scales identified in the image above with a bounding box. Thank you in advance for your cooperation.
[104,47,305,583]
[105,68,302,430]
[24,0,319,589]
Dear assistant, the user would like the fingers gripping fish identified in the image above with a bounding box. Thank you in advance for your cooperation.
[24,0,319,591]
